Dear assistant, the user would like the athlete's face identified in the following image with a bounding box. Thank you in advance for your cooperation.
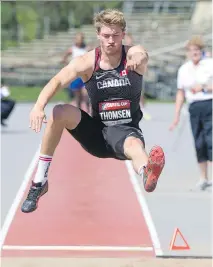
[187,45,202,63]
[97,25,125,55]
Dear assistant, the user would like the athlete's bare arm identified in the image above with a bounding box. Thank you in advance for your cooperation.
[36,52,93,110]
[30,51,94,132]
[126,45,149,75]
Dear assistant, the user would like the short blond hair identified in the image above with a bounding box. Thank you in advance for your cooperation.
[186,36,205,50]
[93,9,126,32]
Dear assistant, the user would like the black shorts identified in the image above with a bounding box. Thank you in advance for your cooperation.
[189,99,212,163]
[67,109,145,160]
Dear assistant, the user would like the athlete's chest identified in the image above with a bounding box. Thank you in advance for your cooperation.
[94,69,130,90]
[85,68,142,100]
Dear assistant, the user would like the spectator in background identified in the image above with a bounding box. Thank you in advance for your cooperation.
[170,36,212,190]
[61,32,90,113]
[1,80,16,127]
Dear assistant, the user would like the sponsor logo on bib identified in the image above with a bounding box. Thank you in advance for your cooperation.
[99,99,132,126]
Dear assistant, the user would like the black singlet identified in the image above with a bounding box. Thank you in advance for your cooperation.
[84,45,143,128]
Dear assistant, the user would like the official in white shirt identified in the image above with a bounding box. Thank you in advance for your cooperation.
[170,36,212,190]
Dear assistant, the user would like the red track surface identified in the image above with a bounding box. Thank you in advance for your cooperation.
[2,130,154,257]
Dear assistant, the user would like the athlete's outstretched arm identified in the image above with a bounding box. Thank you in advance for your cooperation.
[30,53,92,132]
[36,55,89,110]
[126,45,149,74]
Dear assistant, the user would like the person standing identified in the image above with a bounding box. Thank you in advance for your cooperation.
[170,36,212,190]
[62,32,90,112]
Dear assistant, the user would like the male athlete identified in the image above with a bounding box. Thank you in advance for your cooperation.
[21,9,165,213]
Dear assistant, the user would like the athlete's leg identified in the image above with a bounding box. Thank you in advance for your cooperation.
[40,104,81,155]
[21,104,81,213]
[124,136,165,192]
[103,124,165,192]
[35,104,80,185]
[123,136,148,172]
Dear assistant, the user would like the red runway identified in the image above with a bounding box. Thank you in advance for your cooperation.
[2,130,155,258]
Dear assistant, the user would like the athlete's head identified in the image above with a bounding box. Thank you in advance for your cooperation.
[186,36,204,64]
[94,9,126,55]
[74,32,85,48]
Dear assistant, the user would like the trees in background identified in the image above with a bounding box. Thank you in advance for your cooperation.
[1,1,122,50]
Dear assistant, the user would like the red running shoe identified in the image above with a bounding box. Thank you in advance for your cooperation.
[143,146,165,192]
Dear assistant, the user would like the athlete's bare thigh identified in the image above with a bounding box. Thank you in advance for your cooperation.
[51,103,81,130]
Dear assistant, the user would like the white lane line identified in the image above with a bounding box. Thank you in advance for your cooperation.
[2,245,153,251]
[125,160,163,256]
[0,145,40,248]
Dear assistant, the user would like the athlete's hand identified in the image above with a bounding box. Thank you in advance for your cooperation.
[29,105,47,133]
[126,52,147,71]
[169,116,180,131]
[125,52,145,71]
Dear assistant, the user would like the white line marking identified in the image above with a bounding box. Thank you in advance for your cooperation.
[2,245,153,252]
[0,144,158,256]
[0,145,40,248]
[125,160,163,256]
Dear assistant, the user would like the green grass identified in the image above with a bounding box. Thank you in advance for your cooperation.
[10,86,69,102]
[10,86,175,103]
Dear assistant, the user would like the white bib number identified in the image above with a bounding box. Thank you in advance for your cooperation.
[99,99,132,126]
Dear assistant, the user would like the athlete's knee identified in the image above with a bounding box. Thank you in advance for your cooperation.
[124,136,144,155]
[51,104,80,125]
[51,104,68,122]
